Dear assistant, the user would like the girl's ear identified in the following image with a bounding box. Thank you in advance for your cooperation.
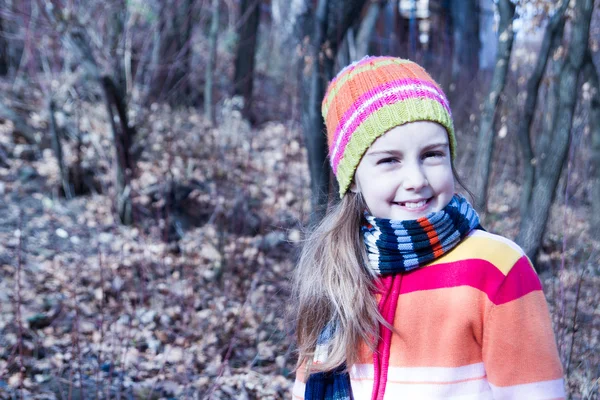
[349,181,359,193]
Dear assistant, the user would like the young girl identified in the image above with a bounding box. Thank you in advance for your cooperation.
[292,56,564,400]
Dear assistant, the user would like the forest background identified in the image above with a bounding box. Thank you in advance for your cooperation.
[0,0,599,398]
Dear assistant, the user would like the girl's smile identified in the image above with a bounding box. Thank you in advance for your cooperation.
[393,197,431,211]
[351,121,455,220]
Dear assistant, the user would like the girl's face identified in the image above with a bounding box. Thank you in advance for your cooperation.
[351,121,455,220]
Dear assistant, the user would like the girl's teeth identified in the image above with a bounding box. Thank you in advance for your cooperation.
[404,200,427,209]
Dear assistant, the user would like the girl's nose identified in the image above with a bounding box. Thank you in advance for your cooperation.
[402,164,428,191]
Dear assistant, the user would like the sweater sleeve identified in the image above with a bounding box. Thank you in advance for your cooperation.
[482,255,565,399]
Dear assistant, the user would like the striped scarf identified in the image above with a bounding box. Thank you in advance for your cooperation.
[305,195,480,400]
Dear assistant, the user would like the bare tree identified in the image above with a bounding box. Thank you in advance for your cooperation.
[516,0,594,261]
[301,0,331,223]
[300,0,367,222]
[48,98,72,199]
[204,0,220,124]
[517,0,569,216]
[147,0,194,105]
[381,0,397,55]
[472,0,515,212]
[428,0,452,64]
[40,1,136,224]
[0,10,8,76]
[449,0,480,80]
[478,0,497,70]
[355,0,386,59]
[107,0,127,99]
[233,0,261,118]
[536,46,565,166]
[0,0,23,77]
[584,52,600,236]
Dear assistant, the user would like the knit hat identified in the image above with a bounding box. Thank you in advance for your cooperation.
[323,56,455,197]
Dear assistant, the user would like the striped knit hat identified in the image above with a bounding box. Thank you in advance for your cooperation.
[323,56,455,197]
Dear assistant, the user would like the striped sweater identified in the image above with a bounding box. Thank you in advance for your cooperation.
[293,230,564,399]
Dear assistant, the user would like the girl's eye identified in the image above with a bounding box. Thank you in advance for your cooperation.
[377,157,399,165]
[423,151,444,159]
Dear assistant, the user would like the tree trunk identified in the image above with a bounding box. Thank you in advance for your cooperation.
[408,0,417,58]
[48,99,72,199]
[516,0,594,261]
[0,11,8,76]
[449,0,480,80]
[336,28,352,70]
[517,0,569,217]
[178,0,194,100]
[584,53,600,236]
[61,23,136,224]
[109,0,127,100]
[325,0,368,56]
[428,0,452,64]
[205,0,220,124]
[102,75,135,224]
[302,0,330,224]
[382,0,396,55]
[536,47,565,165]
[147,0,194,104]
[355,1,385,59]
[0,0,22,77]
[233,0,261,118]
[478,0,497,70]
[102,76,135,172]
[472,0,515,212]
[148,7,169,101]
[300,0,368,223]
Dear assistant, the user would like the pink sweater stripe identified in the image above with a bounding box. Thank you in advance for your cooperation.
[398,255,541,305]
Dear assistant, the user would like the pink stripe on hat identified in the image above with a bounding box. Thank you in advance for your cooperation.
[330,83,450,173]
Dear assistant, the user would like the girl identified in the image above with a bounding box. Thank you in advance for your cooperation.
[291,57,564,400]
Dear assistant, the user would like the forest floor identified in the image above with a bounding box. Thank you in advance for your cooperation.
[0,92,598,399]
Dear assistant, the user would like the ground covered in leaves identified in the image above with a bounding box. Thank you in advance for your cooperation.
[0,91,598,399]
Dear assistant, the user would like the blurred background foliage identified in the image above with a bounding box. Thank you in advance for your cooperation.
[0,0,599,398]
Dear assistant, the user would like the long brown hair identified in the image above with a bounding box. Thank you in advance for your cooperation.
[292,192,383,372]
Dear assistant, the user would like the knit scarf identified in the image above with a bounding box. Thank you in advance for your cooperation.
[304,195,480,400]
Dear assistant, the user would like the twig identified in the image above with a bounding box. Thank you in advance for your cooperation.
[105,324,117,400]
[95,251,106,400]
[67,256,83,400]
[51,258,68,400]
[105,249,120,400]
[557,118,578,359]
[566,267,585,380]
[116,244,134,400]
[16,210,25,400]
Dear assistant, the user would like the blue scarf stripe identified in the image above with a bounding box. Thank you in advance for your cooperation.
[440,231,461,252]
[375,218,406,270]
